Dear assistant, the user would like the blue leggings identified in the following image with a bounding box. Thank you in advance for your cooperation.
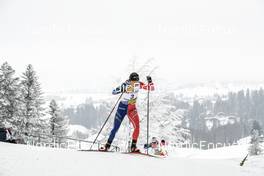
[108,102,128,143]
[107,101,140,144]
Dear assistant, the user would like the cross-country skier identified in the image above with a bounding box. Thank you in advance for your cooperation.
[149,137,160,155]
[144,137,168,156]
[101,72,154,152]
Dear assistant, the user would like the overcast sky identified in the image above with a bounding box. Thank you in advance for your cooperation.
[0,0,264,93]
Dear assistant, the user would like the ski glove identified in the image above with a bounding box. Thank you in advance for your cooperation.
[146,76,152,84]
[112,83,126,94]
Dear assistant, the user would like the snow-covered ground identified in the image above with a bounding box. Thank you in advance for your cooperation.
[0,142,263,176]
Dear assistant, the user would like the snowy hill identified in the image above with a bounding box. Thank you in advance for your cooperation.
[0,142,263,176]
[173,81,264,101]
[44,92,112,108]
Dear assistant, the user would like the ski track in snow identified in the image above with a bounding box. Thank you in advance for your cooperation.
[0,142,263,176]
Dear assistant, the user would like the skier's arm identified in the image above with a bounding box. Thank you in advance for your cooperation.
[140,82,154,91]
[144,143,152,149]
[140,76,154,91]
[112,83,126,95]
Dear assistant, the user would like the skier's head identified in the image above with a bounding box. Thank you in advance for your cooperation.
[129,72,139,82]
[151,137,158,144]
[161,139,166,145]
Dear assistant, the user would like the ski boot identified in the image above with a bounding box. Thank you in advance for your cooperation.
[131,139,140,153]
[99,142,111,151]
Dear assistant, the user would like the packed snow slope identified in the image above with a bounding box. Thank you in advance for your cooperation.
[0,142,263,176]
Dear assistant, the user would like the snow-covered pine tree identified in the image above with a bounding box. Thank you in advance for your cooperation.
[20,64,46,136]
[248,129,263,155]
[0,62,20,129]
[49,99,69,143]
[138,93,191,146]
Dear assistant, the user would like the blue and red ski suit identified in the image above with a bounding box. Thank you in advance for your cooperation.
[107,80,154,144]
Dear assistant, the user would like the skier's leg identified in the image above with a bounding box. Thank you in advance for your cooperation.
[127,104,140,140]
[107,102,128,145]
[127,104,140,151]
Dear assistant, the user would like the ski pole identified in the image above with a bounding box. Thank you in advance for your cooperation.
[90,92,123,150]
[146,81,150,155]
[240,154,249,166]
